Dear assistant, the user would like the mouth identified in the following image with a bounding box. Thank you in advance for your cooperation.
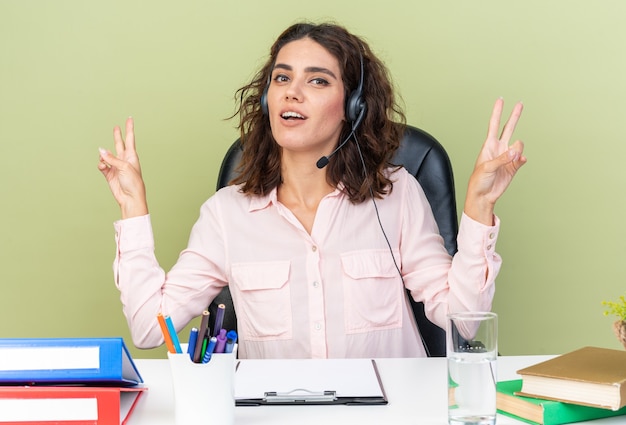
[281,111,306,121]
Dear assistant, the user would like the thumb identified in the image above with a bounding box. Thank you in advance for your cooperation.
[491,146,526,175]
[98,147,125,169]
[505,148,522,163]
[492,147,521,167]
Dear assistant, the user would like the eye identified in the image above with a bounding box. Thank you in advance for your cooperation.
[273,74,289,83]
[310,77,329,86]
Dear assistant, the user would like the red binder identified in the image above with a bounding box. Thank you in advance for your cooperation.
[0,385,146,424]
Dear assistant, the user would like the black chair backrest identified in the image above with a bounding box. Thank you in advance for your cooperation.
[210,124,458,357]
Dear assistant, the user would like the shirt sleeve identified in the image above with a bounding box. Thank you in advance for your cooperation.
[400,174,501,331]
[113,205,228,349]
[113,214,167,348]
[429,212,501,330]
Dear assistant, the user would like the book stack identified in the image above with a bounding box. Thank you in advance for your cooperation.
[497,346,626,425]
[0,337,145,425]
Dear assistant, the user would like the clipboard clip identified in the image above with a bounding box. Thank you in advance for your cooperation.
[264,389,337,403]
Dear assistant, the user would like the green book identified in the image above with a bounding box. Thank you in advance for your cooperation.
[497,379,626,425]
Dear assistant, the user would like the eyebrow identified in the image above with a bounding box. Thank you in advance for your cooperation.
[273,63,338,80]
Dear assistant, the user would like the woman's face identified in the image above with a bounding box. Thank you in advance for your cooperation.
[267,38,346,158]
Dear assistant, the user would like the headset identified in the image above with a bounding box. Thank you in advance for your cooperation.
[345,50,366,125]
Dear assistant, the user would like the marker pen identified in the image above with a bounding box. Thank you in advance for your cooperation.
[164,315,182,353]
[215,329,227,353]
[202,337,218,363]
[225,330,238,353]
[187,327,198,361]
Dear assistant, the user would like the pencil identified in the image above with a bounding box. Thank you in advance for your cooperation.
[193,310,210,363]
[157,312,176,353]
[213,303,226,337]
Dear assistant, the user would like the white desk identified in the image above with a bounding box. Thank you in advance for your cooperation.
[129,356,625,424]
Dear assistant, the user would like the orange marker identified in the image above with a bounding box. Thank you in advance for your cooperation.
[157,312,176,353]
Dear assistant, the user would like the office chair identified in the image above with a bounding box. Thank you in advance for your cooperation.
[209,124,458,357]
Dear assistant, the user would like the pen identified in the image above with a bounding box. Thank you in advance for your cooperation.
[193,310,210,363]
[187,327,198,361]
[164,315,182,353]
[225,330,238,353]
[213,303,226,338]
[202,337,218,363]
[156,313,176,353]
[200,337,208,359]
[215,328,227,354]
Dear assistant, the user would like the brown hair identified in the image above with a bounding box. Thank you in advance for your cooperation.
[231,22,406,203]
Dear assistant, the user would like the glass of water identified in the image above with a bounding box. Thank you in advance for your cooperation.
[447,312,497,425]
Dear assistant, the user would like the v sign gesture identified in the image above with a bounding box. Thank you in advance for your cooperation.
[97,117,149,219]
[464,98,527,225]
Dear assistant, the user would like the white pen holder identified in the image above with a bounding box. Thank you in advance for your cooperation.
[167,343,237,425]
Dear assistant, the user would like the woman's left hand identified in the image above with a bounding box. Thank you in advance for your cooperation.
[464,98,527,225]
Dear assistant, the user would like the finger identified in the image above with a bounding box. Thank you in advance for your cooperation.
[113,125,126,157]
[510,139,525,154]
[514,154,528,171]
[483,143,523,172]
[509,140,527,170]
[97,154,113,178]
[499,102,524,143]
[496,141,526,172]
[486,98,504,140]
[99,147,125,170]
[97,159,109,172]
[97,156,110,169]
[124,117,136,152]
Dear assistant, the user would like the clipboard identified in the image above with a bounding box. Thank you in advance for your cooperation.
[234,358,388,406]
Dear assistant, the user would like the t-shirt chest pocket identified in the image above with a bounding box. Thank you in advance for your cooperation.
[231,261,292,341]
[340,249,403,334]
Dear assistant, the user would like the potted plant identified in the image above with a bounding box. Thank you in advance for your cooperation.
[602,294,626,349]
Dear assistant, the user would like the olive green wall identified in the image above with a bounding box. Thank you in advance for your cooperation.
[2,0,625,359]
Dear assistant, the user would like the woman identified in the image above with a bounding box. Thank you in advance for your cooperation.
[98,22,526,359]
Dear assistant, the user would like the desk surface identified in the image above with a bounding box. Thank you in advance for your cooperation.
[129,356,625,425]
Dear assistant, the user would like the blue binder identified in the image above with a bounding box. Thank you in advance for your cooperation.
[0,337,143,386]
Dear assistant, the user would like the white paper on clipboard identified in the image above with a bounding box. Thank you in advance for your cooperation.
[234,358,387,405]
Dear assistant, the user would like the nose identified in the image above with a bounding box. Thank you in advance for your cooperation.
[284,80,303,102]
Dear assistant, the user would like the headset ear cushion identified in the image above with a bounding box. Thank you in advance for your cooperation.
[346,90,363,123]
[260,87,269,116]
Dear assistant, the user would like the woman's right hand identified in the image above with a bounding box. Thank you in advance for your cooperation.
[98,117,149,219]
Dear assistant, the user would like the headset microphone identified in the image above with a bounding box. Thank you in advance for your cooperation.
[316,132,352,169]
[316,49,366,169]
[315,156,330,169]
[316,102,367,169]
